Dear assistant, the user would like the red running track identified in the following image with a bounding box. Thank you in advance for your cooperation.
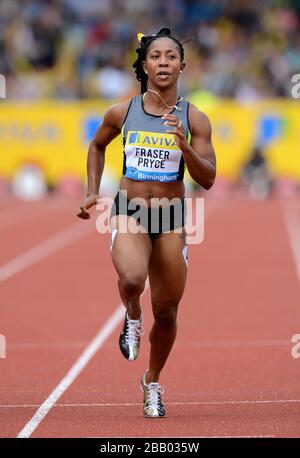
[0,195,300,438]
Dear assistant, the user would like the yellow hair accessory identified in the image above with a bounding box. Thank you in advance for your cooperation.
[137,32,144,43]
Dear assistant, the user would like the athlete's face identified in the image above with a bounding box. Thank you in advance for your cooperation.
[143,37,185,88]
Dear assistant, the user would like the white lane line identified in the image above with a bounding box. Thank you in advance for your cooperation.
[281,200,300,285]
[93,435,276,439]
[8,342,88,349]
[6,398,300,409]
[0,195,219,284]
[16,306,125,438]
[7,338,291,350]
[179,436,276,438]
[0,199,82,230]
[0,202,29,221]
[16,282,149,438]
[0,222,94,282]
[176,339,291,348]
[0,202,54,229]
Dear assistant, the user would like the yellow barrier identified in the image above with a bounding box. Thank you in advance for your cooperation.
[0,99,299,183]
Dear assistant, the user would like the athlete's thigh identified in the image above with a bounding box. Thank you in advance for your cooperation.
[110,215,152,279]
[148,231,188,305]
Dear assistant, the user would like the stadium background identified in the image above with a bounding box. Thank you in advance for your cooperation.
[0,0,299,198]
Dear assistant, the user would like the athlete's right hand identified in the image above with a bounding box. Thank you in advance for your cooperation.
[77,194,99,219]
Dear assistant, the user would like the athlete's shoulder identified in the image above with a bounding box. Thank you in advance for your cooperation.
[104,97,135,130]
[188,102,211,124]
[187,102,212,135]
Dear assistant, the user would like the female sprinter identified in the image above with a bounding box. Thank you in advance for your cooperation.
[77,28,216,418]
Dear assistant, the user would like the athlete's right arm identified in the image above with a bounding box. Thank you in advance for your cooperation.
[77,102,129,219]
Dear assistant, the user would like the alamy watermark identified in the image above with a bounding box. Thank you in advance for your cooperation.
[0,334,6,358]
[291,334,300,359]
[291,74,300,99]
[95,192,204,244]
[0,74,6,99]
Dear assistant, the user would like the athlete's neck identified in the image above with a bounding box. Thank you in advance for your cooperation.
[145,86,179,111]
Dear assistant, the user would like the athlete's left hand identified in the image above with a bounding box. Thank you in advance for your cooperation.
[162,114,189,152]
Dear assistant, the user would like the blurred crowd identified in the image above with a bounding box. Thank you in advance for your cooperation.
[0,0,299,101]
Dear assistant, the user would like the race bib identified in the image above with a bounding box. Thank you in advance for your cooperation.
[124,131,183,182]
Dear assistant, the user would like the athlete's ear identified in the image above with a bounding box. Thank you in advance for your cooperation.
[142,61,148,74]
[180,63,186,73]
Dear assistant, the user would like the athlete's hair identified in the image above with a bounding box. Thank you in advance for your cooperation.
[133,27,184,94]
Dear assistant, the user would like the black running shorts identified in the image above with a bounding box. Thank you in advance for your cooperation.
[110,190,186,240]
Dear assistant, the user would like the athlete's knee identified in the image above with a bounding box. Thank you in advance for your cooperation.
[118,274,146,298]
[153,302,178,326]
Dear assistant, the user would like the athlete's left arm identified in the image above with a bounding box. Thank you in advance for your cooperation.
[164,104,216,189]
[186,105,216,189]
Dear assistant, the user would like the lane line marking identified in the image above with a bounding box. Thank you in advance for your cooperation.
[6,338,291,349]
[0,195,219,283]
[5,399,300,409]
[159,436,277,438]
[89,435,276,438]
[16,306,125,437]
[0,197,78,218]
[0,201,56,229]
[175,339,291,347]
[0,198,83,230]
[16,283,149,438]
[0,222,94,282]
